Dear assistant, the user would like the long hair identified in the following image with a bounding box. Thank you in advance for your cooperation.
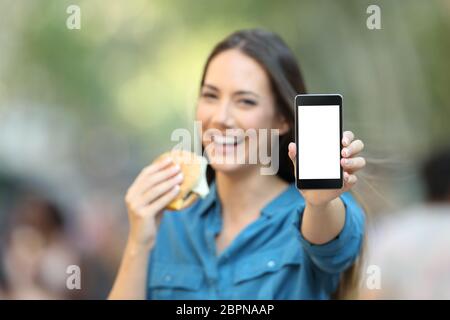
[198,29,363,299]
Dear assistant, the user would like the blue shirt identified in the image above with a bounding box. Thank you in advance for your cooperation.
[146,181,365,300]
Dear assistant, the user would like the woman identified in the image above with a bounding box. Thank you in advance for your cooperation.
[109,29,366,300]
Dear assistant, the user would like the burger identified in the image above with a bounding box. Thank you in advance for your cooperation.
[154,150,209,210]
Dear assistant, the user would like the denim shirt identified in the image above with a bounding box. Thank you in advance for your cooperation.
[146,181,365,300]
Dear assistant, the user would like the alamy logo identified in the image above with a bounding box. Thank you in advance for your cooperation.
[66,5,81,30]
[366,5,382,30]
[66,265,81,290]
[170,121,281,176]
[366,264,381,290]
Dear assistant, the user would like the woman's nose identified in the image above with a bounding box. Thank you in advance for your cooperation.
[212,100,234,127]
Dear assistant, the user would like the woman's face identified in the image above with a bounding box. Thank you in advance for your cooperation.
[196,49,288,174]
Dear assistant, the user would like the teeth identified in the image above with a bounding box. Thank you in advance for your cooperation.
[213,135,242,145]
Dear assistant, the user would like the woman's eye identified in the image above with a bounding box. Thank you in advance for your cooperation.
[239,99,257,106]
[201,92,217,100]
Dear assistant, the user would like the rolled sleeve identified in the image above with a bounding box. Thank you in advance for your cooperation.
[293,192,365,274]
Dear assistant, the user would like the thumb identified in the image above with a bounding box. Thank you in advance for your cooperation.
[288,142,296,164]
[288,142,297,177]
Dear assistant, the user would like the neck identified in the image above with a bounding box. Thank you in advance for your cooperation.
[215,165,289,223]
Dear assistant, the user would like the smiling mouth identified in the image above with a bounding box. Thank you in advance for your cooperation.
[211,135,244,146]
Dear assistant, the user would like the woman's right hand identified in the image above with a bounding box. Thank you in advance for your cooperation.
[125,156,184,250]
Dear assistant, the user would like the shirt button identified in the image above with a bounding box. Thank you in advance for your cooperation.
[164,274,172,282]
[267,260,276,268]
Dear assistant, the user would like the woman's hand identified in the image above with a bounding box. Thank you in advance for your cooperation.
[288,130,366,207]
[125,156,184,250]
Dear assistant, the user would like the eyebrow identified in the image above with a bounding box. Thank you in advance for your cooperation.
[202,83,260,99]
[234,90,260,99]
[202,84,219,92]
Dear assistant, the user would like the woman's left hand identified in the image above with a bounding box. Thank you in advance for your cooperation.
[288,131,365,207]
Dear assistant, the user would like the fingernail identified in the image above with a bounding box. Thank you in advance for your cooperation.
[173,164,181,171]
[173,185,180,192]
[345,159,351,165]
[175,173,183,182]
[164,157,173,164]
[343,138,348,145]
[343,148,349,157]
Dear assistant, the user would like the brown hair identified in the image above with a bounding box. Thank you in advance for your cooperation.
[199,29,364,299]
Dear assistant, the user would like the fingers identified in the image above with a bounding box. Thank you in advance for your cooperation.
[127,170,182,216]
[342,172,358,192]
[342,131,355,147]
[288,142,296,162]
[142,163,181,193]
[288,142,297,178]
[129,163,181,199]
[142,185,181,215]
[137,172,184,207]
[341,156,366,173]
[342,139,364,158]
[341,134,363,191]
[136,156,174,183]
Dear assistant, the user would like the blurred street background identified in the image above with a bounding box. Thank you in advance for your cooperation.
[0,0,449,299]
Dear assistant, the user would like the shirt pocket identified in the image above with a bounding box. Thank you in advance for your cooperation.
[148,262,204,299]
[232,247,303,299]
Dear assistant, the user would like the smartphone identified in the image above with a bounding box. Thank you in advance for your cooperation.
[295,94,343,189]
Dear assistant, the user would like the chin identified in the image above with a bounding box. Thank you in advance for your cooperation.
[204,146,249,174]
[208,161,247,174]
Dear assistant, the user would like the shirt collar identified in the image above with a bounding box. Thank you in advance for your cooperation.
[260,183,304,217]
[197,180,303,218]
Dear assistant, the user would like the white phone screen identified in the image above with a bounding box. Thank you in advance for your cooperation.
[297,105,340,179]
